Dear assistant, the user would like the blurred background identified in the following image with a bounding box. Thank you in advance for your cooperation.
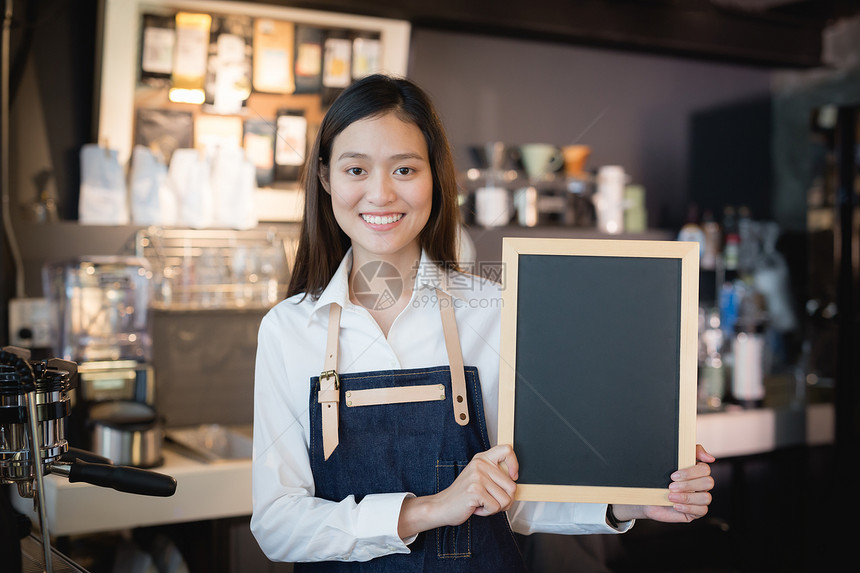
[1,0,859,571]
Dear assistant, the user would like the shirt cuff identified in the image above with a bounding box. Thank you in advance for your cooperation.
[398,493,419,546]
[606,504,635,532]
[509,501,635,535]
[354,492,415,559]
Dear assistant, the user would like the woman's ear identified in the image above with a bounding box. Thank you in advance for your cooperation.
[319,160,331,194]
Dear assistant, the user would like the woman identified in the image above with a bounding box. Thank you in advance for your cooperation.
[251,74,715,570]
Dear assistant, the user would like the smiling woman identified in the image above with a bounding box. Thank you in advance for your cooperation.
[251,74,715,570]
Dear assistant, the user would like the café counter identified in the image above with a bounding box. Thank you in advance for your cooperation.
[11,402,834,537]
[11,447,251,537]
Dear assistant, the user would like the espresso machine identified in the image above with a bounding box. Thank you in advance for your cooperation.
[0,346,176,573]
[43,257,157,454]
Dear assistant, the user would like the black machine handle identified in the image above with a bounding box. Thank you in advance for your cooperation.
[68,459,177,497]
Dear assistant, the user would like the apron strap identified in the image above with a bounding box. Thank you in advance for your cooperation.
[318,287,470,460]
[324,303,341,373]
[436,289,470,427]
[319,303,342,460]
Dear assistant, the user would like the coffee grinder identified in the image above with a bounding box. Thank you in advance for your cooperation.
[0,346,176,573]
[43,256,156,451]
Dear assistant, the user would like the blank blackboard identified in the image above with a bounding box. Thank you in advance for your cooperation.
[498,238,698,506]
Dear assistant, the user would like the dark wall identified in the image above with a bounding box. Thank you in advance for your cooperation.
[2,0,97,340]
[11,0,99,219]
[689,97,773,221]
[408,28,772,229]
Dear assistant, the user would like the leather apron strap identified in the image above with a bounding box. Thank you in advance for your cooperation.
[437,290,470,427]
[319,289,470,460]
[319,303,342,461]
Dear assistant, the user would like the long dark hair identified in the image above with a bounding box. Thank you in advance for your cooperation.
[287,74,461,300]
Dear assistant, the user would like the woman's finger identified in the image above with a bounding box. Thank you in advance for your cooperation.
[483,444,519,480]
[696,444,716,463]
[668,490,712,508]
[482,476,515,512]
[668,498,711,517]
[468,482,503,516]
[669,474,715,493]
[671,460,712,482]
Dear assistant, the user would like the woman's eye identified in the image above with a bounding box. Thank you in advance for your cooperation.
[394,167,413,176]
[347,167,365,176]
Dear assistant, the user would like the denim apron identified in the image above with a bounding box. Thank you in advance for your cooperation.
[299,290,527,572]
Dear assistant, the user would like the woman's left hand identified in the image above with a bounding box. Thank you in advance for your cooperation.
[612,445,716,524]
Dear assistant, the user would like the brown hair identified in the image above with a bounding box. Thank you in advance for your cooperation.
[287,74,461,300]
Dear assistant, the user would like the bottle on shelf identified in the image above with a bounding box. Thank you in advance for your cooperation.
[729,287,767,409]
[722,205,740,279]
[701,209,721,272]
[623,184,647,234]
[737,205,757,276]
[677,204,705,258]
[698,307,726,411]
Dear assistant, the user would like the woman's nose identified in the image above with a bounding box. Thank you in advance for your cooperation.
[365,173,396,205]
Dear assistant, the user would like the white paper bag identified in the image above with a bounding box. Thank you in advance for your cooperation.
[210,146,258,230]
[129,145,168,226]
[167,149,213,228]
[79,143,129,225]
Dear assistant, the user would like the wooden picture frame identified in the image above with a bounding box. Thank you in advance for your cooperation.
[498,238,699,506]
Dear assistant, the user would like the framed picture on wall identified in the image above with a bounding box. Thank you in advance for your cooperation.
[96,0,411,222]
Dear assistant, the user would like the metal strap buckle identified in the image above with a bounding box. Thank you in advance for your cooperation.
[320,370,340,390]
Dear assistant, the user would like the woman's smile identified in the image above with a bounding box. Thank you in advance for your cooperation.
[360,212,405,227]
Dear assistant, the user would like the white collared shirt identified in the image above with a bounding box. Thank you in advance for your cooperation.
[251,249,630,563]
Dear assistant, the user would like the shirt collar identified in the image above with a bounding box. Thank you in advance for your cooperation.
[308,248,353,323]
[307,248,467,325]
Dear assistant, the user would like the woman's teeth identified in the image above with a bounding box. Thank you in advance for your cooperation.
[361,214,403,225]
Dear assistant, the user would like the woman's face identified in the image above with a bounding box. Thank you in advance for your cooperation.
[324,111,433,262]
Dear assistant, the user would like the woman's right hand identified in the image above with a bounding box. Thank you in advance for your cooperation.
[398,445,519,539]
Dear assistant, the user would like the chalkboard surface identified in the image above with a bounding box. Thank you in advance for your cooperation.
[498,238,698,505]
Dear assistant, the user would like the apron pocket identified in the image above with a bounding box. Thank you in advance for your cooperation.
[435,460,471,559]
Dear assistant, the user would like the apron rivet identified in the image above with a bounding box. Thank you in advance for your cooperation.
[457,395,464,403]
[459,413,466,420]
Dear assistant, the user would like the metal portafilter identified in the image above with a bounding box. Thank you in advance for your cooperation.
[0,347,177,573]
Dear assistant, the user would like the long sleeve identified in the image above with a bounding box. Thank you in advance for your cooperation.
[508,501,633,535]
[250,310,413,562]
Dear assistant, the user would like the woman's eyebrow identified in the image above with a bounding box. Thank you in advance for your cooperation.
[336,151,369,161]
[389,152,426,161]
[336,151,426,162]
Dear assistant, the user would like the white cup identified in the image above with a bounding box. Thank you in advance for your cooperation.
[475,186,511,228]
[594,165,626,234]
[519,144,564,180]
